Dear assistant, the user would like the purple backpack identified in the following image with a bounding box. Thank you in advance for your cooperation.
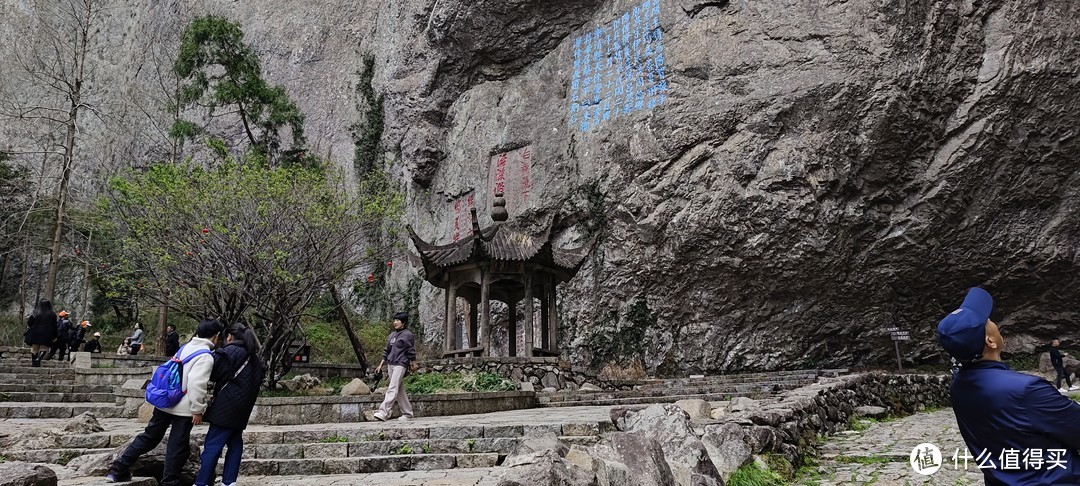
[145,344,211,408]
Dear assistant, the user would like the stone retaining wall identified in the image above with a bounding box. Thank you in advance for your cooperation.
[75,367,153,386]
[708,372,950,467]
[115,386,536,425]
[85,354,364,378]
[426,357,623,391]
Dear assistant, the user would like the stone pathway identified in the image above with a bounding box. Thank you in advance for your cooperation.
[802,408,984,485]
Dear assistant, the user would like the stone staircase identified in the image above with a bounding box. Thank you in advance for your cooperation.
[538,369,821,407]
[15,420,611,479]
[0,358,127,419]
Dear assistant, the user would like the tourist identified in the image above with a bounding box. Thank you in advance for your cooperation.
[84,332,103,353]
[1049,339,1078,393]
[116,338,131,355]
[164,324,180,356]
[938,287,1080,484]
[194,323,265,486]
[128,322,144,355]
[105,319,222,485]
[373,311,417,421]
[68,320,91,355]
[47,310,73,361]
[23,299,58,368]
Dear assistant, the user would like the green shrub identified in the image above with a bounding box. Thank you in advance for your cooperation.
[404,371,515,395]
[728,462,787,486]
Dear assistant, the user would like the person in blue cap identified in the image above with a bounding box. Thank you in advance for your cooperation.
[939,287,1080,485]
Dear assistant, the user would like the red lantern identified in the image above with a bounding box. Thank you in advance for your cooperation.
[368,274,375,283]
[202,227,209,234]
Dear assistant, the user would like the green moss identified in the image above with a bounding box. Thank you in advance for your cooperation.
[833,455,894,465]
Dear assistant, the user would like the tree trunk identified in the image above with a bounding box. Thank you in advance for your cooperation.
[156,302,168,356]
[330,286,367,371]
[78,229,92,316]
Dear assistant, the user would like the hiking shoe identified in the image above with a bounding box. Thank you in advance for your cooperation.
[373,412,387,421]
[105,471,131,482]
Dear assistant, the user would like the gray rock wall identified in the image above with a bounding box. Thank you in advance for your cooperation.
[3,0,1078,372]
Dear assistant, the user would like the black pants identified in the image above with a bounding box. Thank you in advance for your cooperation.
[1055,366,1073,389]
[130,343,142,355]
[47,340,68,360]
[111,408,194,486]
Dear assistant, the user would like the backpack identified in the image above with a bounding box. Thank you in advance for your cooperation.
[145,344,212,409]
[69,326,85,343]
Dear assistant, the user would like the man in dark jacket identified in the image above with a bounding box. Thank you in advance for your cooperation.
[164,325,180,356]
[47,311,73,361]
[939,288,1080,485]
[1049,339,1078,393]
[84,332,103,353]
[24,300,58,367]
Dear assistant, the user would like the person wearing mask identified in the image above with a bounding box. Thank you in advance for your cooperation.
[47,310,73,361]
[938,287,1080,484]
[194,323,265,486]
[128,322,144,355]
[372,311,417,422]
[84,332,103,353]
[23,300,58,367]
[105,319,222,485]
[164,324,180,357]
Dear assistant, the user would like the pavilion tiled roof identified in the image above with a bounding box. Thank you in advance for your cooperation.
[407,210,592,286]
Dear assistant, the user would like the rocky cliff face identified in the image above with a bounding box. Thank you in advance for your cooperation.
[3,0,1078,373]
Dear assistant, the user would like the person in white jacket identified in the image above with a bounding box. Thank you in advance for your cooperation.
[106,319,222,485]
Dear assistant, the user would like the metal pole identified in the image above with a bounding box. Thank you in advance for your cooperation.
[894,340,903,371]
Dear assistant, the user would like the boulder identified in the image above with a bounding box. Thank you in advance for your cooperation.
[282,374,321,392]
[585,433,676,486]
[75,435,201,484]
[854,406,888,420]
[0,461,58,486]
[709,407,726,420]
[611,404,722,486]
[498,430,596,486]
[62,412,103,435]
[518,381,535,392]
[579,382,602,391]
[339,378,371,396]
[137,403,155,423]
[701,423,753,480]
[674,399,712,421]
[726,397,757,413]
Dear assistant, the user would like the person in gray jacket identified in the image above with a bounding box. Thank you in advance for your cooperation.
[128,322,144,355]
[373,311,416,421]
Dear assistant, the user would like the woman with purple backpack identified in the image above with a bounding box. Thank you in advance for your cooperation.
[194,322,265,486]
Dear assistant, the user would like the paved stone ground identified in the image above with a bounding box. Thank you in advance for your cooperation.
[801,408,985,486]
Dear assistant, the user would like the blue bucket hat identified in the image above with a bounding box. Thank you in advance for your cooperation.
[937,288,993,362]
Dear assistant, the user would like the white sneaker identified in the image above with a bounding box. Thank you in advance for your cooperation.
[1059,387,1069,393]
[398,415,412,422]
[1070,385,1079,391]
[373,411,387,421]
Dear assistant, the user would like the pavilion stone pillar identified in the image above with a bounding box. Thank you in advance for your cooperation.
[445,281,457,352]
[523,273,534,357]
[480,267,492,356]
[540,283,550,350]
[547,280,558,352]
[469,299,479,348]
[508,299,518,357]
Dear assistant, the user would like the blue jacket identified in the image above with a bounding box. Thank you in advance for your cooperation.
[951,360,1080,485]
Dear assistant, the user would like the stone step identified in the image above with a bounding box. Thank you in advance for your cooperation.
[0,377,76,385]
[0,402,128,419]
[0,367,77,373]
[0,383,113,393]
[539,390,779,407]
[6,448,114,464]
[236,453,500,476]
[59,477,158,486]
[242,435,594,459]
[0,391,115,403]
[637,372,819,389]
[543,379,815,403]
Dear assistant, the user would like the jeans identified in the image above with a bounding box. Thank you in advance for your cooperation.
[1055,366,1073,389]
[377,365,413,418]
[194,424,244,486]
[110,408,194,486]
